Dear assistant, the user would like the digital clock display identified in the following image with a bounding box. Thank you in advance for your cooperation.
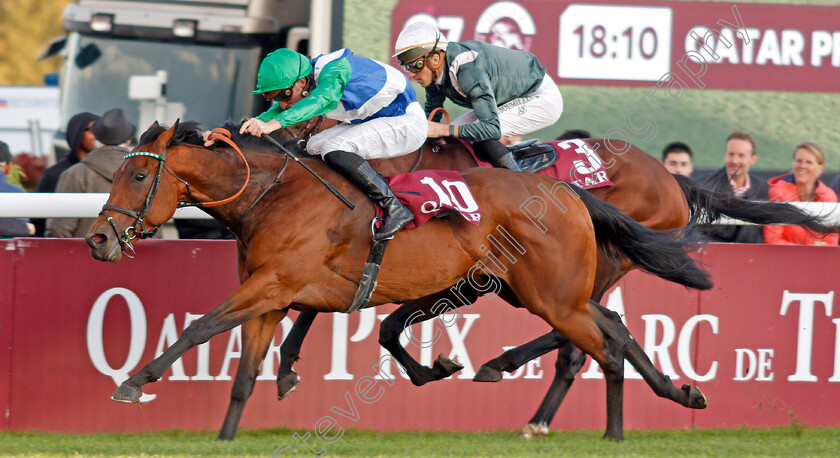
[558,4,673,81]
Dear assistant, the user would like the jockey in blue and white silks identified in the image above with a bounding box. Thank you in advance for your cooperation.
[239,48,427,241]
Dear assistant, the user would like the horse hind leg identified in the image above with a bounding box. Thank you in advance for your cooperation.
[593,306,629,441]
[219,311,285,440]
[473,330,566,383]
[596,305,707,409]
[525,292,627,442]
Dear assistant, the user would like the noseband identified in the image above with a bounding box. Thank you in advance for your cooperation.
[99,128,250,258]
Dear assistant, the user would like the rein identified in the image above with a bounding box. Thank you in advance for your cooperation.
[99,128,251,257]
[283,115,326,150]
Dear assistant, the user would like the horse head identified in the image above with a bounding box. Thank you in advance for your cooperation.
[86,120,187,262]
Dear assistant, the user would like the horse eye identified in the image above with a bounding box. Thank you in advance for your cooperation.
[134,172,146,182]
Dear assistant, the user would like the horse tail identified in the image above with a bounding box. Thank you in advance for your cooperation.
[672,174,839,234]
[575,185,713,291]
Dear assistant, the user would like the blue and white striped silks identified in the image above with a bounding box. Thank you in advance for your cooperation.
[311,49,416,124]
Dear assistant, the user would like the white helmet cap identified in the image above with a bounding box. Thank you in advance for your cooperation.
[393,22,449,64]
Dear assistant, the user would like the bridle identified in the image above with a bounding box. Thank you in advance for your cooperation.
[99,128,250,258]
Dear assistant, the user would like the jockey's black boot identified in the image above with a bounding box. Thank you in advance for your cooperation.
[474,139,523,172]
[324,150,414,241]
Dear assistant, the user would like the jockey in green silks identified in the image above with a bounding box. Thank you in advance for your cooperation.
[394,22,564,171]
[239,48,428,241]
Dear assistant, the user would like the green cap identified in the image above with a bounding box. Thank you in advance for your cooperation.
[252,49,312,95]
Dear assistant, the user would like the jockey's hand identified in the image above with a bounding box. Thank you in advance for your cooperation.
[202,130,215,147]
[427,121,451,138]
[240,118,281,138]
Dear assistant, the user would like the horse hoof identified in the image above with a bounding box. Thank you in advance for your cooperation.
[682,384,708,409]
[277,373,300,400]
[433,355,464,377]
[519,423,548,439]
[111,381,143,403]
[473,365,503,383]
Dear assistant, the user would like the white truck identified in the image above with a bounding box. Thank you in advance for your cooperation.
[42,0,343,158]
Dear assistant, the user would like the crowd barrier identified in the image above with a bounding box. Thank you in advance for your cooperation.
[2,194,840,223]
[1,238,838,433]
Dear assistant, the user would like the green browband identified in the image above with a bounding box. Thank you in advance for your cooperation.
[124,151,164,160]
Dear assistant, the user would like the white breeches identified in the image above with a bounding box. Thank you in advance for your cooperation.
[307,102,428,160]
[452,74,564,137]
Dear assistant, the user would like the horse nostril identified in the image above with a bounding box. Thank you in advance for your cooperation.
[88,233,107,245]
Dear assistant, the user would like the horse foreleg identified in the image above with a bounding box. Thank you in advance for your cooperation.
[520,340,587,438]
[111,271,288,403]
[276,310,318,400]
[379,287,478,386]
[219,311,285,440]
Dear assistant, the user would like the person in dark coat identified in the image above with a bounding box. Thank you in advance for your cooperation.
[46,109,133,238]
[698,130,768,243]
[32,112,99,236]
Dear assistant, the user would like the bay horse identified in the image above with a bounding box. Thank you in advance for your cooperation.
[200,117,838,441]
[86,121,713,442]
[226,118,836,441]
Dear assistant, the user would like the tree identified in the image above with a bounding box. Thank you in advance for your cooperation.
[0,0,73,85]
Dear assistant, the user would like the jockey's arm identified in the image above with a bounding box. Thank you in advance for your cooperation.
[427,66,501,141]
[255,58,350,128]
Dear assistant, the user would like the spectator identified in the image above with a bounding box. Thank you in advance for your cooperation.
[33,112,99,236]
[764,142,839,246]
[661,141,694,177]
[46,108,135,238]
[556,129,591,141]
[0,141,35,237]
[698,131,768,243]
[830,170,840,199]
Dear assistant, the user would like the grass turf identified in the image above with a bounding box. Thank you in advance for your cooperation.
[1,426,839,457]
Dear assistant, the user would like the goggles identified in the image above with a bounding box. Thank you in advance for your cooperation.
[264,86,294,103]
[397,32,441,74]
[400,57,429,73]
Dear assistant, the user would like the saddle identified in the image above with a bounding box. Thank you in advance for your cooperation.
[507,139,557,173]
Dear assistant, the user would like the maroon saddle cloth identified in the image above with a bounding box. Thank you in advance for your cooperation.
[461,138,614,190]
[377,170,482,231]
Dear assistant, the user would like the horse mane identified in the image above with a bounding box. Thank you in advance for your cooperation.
[137,120,306,156]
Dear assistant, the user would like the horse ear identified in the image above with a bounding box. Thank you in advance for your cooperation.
[153,120,179,149]
[147,120,160,131]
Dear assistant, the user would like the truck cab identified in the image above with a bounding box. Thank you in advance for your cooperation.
[46,0,341,154]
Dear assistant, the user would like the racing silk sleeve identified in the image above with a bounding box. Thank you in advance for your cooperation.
[256,58,351,127]
[424,85,446,122]
[453,66,501,142]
